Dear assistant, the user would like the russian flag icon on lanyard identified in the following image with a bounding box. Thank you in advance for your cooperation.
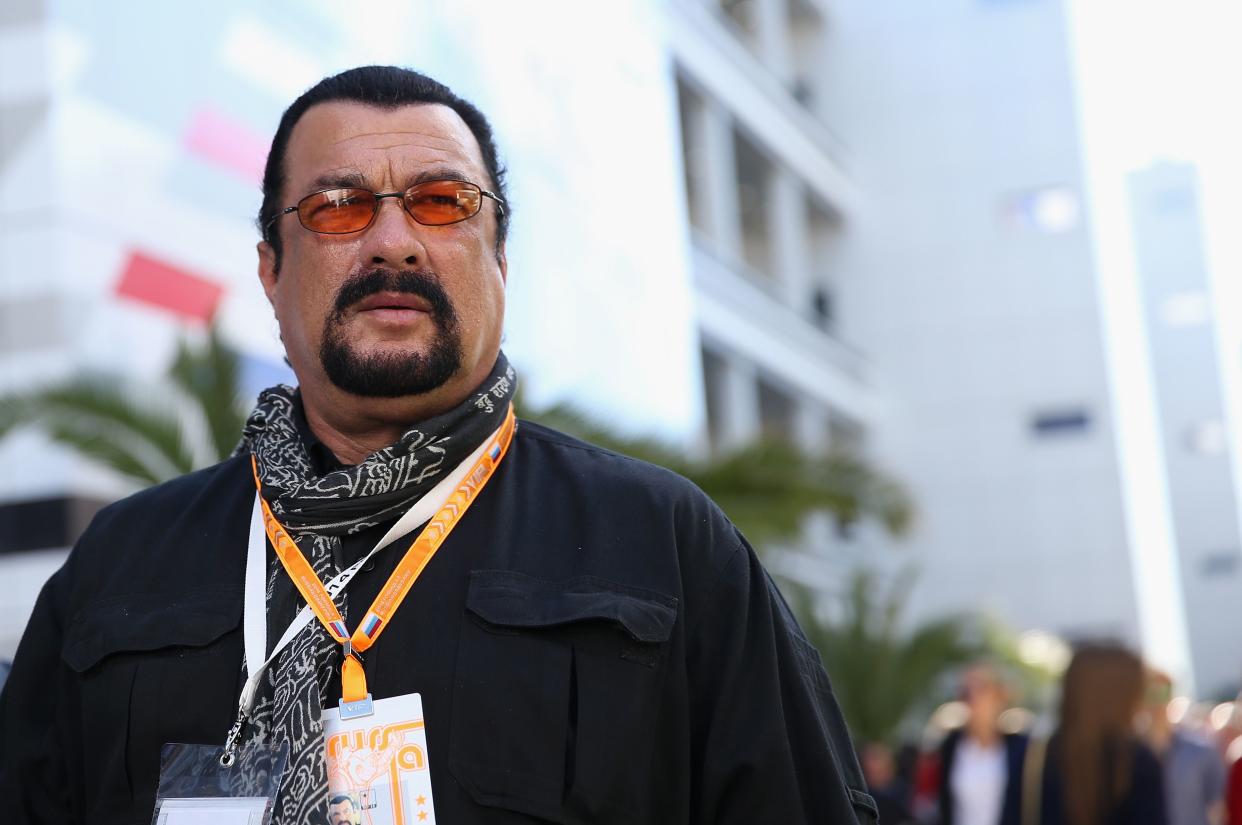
[328,620,349,640]
[361,613,384,640]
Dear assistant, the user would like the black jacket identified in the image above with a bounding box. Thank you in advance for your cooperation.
[1039,736,1167,825]
[938,729,1030,825]
[0,422,877,824]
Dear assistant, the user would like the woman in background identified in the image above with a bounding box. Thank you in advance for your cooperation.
[1040,644,1167,825]
[938,663,1030,825]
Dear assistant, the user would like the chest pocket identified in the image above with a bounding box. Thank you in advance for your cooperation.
[61,588,243,816]
[449,570,678,825]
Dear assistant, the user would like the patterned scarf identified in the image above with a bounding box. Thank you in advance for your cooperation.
[235,353,516,825]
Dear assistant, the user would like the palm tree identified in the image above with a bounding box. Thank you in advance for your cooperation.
[0,326,247,487]
[791,568,980,745]
[517,403,913,544]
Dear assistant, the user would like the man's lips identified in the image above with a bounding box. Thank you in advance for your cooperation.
[350,291,435,324]
[352,291,434,314]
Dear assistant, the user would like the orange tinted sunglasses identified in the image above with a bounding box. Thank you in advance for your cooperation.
[265,179,505,238]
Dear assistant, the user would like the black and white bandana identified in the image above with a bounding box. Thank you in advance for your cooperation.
[234,352,516,825]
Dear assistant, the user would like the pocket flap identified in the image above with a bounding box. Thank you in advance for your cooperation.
[466,570,677,643]
[62,587,242,673]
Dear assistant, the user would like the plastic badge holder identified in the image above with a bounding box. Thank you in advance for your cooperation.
[151,741,289,825]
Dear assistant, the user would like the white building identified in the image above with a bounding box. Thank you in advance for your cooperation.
[670,0,876,450]
[1128,162,1242,697]
[815,0,1199,689]
[666,0,884,588]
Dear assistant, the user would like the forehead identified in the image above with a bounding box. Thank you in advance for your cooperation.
[963,667,1001,691]
[283,101,488,191]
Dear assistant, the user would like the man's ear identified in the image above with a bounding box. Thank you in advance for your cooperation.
[257,240,279,305]
[496,240,507,285]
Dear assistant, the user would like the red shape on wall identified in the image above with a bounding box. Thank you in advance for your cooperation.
[114,251,225,324]
[184,106,268,184]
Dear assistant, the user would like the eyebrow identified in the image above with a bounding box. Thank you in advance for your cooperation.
[308,170,368,191]
[305,167,478,194]
[409,167,474,187]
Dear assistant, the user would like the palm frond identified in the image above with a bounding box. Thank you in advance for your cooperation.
[794,571,979,744]
[515,400,693,472]
[169,326,248,461]
[518,400,914,543]
[2,380,197,483]
[42,420,167,487]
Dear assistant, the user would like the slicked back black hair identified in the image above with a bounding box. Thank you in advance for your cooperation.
[258,65,508,268]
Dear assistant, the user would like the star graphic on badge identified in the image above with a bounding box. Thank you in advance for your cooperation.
[417,795,427,806]
[418,812,428,821]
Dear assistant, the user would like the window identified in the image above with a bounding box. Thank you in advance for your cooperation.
[807,193,842,332]
[810,286,834,332]
[1159,291,1211,328]
[787,0,825,111]
[718,0,758,44]
[829,413,866,454]
[758,377,795,441]
[701,346,728,450]
[1154,184,1195,215]
[1184,420,1228,456]
[1000,186,1080,233]
[1030,408,1091,437]
[676,77,708,234]
[1200,551,1239,578]
[733,129,776,278]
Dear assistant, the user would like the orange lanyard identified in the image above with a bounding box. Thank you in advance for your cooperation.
[251,404,516,708]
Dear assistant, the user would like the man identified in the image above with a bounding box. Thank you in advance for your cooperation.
[328,794,360,825]
[0,66,876,824]
[1141,670,1226,825]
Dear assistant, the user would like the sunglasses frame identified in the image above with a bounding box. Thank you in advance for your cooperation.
[264,179,506,239]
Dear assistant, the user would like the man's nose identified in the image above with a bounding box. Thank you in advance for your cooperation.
[359,195,429,267]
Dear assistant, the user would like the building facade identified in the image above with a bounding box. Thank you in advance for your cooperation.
[812,0,1201,688]
[1128,162,1242,697]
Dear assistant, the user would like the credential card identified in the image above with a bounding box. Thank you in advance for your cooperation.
[322,693,437,825]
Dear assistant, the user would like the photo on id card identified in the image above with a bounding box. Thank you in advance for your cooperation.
[322,693,436,824]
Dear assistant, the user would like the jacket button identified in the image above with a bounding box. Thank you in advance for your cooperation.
[362,560,376,573]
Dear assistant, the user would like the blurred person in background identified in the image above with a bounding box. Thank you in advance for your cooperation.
[861,741,916,825]
[1140,668,1225,825]
[937,663,1031,825]
[1228,755,1242,825]
[1038,643,1166,825]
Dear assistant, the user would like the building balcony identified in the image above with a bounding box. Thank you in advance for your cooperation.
[668,0,857,215]
[690,232,878,424]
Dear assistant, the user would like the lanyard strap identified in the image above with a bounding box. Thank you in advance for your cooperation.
[251,404,516,706]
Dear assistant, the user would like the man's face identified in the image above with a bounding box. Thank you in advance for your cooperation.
[328,799,356,825]
[258,101,507,402]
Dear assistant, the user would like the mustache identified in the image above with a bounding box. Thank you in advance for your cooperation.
[331,268,457,326]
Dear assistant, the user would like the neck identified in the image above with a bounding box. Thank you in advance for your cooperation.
[300,385,470,466]
[967,721,1001,747]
